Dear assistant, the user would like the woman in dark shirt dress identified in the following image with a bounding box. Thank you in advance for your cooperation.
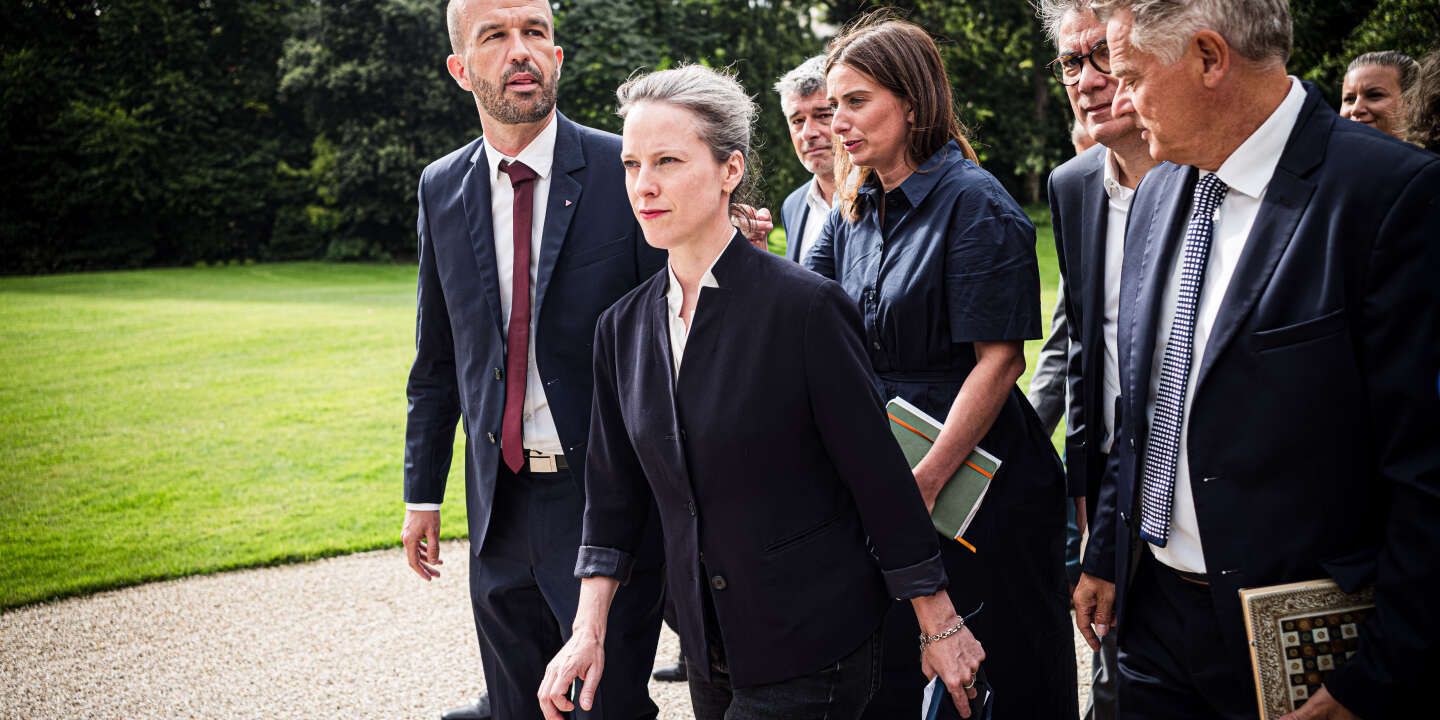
[806,17,1077,718]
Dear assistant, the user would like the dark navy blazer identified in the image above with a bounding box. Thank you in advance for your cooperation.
[403,113,664,554]
[1084,84,1440,717]
[1048,144,1115,511]
[576,235,946,688]
[779,179,814,262]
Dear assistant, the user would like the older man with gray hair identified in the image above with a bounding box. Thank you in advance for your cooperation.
[1033,2,1161,719]
[774,55,836,263]
[1077,1,1440,718]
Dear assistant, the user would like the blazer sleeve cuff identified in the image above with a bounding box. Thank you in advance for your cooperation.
[882,550,949,600]
[1081,540,1116,582]
[574,545,635,585]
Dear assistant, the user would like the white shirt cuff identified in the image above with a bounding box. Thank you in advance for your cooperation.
[405,503,442,511]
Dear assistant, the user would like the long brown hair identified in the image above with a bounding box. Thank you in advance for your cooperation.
[824,12,978,221]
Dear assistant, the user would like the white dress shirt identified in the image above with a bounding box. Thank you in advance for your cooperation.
[665,250,723,380]
[407,116,561,512]
[1146,77,1307,573]
[1099,148,1135,454]
[796,180,832,264]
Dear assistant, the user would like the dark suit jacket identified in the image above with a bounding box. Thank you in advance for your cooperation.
[576,235,946,688]
[403,113,665,554]
[1083,84,1440,717]
[780,179,814,262]
[1048,144,1112,513]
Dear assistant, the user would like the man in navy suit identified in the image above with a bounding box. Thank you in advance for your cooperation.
[1037,3,1158,718]
[774,56,835,264]
[400,1,665,718]
[1077,1,1440,718]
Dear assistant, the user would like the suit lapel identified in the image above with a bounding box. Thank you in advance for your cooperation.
[651,287,680,395]
[1194,93,1325,392]
[787,180,811,262]
[1128,164,1195,410]
[676,236,747,399]
[787,207,808,262]
[460,146,504,336]
[1079,155,1109,367]
[535,114,585,319]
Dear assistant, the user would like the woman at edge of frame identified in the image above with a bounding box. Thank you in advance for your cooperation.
[537,63,987,720]
[806,13,1078,719]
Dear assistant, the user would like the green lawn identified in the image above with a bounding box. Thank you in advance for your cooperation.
[1,217,1060,609]
[0,263,469,609]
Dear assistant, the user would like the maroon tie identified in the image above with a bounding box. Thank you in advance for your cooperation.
[499,159,538,473]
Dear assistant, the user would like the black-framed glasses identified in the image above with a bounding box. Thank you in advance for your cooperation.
[1048,40,1110,86]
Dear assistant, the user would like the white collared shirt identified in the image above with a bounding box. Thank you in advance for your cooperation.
[1100,148,1135,454]
[664,251,723,380]
[480,115,562,458]
[407,116,560,512]
[796,180,832,264]
[1147,77,1307,573]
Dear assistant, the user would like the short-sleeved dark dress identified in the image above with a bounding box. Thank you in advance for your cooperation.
[806,140,1078,718]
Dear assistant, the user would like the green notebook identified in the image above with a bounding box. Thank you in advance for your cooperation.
[886,396,1000,549]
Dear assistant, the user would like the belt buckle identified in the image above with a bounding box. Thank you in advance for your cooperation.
[528,452,557,473]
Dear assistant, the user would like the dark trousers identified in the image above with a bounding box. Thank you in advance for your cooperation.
[1085,631,1119,720]
[1117,552,1257,719]
[864,525,1076,719]
[687,628,882,720]
[468,466,664,720]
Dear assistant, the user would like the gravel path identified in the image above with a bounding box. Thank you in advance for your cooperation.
[1,541,1090,719]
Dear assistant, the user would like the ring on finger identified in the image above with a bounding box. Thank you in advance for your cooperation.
[964,678,976,690]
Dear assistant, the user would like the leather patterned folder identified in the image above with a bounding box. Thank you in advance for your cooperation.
[885,396,999,551]
[1239,579,1375,719]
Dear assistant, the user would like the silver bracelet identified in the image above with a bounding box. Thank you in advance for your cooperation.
[918,615,966,651]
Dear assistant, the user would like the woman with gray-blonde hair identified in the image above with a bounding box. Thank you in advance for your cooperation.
[538,63,986,720]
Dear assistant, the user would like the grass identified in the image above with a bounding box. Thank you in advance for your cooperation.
[0,263,469,609]
[0,215,1059,609]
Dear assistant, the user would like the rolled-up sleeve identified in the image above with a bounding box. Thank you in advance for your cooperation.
[881,550,947,600]
[804,280,948,600]
[575,544,635,585]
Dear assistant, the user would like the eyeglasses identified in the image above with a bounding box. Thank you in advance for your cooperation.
[1049,40,1110,86]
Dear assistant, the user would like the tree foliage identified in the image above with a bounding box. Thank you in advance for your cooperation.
[2,0,1436,273]
[2,0,307,272]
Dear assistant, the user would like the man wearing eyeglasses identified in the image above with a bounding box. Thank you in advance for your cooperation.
[1035,2,1158,718]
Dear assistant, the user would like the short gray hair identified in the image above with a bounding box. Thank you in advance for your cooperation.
[1035,0,1095,46]
[773,55,828,114]
[1092,0,1292,65]
[617,64,760,206]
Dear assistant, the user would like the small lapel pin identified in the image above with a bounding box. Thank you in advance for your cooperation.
[564,199,573,207]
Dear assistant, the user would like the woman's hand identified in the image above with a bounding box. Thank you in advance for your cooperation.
[913,462,950,513]
[921,621,986,718]
[538,577,619,719]
[537,625,605,720]
[912,592,986,717]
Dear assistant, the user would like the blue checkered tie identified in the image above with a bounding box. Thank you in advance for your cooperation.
[1139,173,1229,547]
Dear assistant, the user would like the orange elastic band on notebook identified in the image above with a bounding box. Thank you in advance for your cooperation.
[890,412,980,553]
[888,413,935,443]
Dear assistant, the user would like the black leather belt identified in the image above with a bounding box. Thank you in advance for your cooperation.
[1156,557,1210,586]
